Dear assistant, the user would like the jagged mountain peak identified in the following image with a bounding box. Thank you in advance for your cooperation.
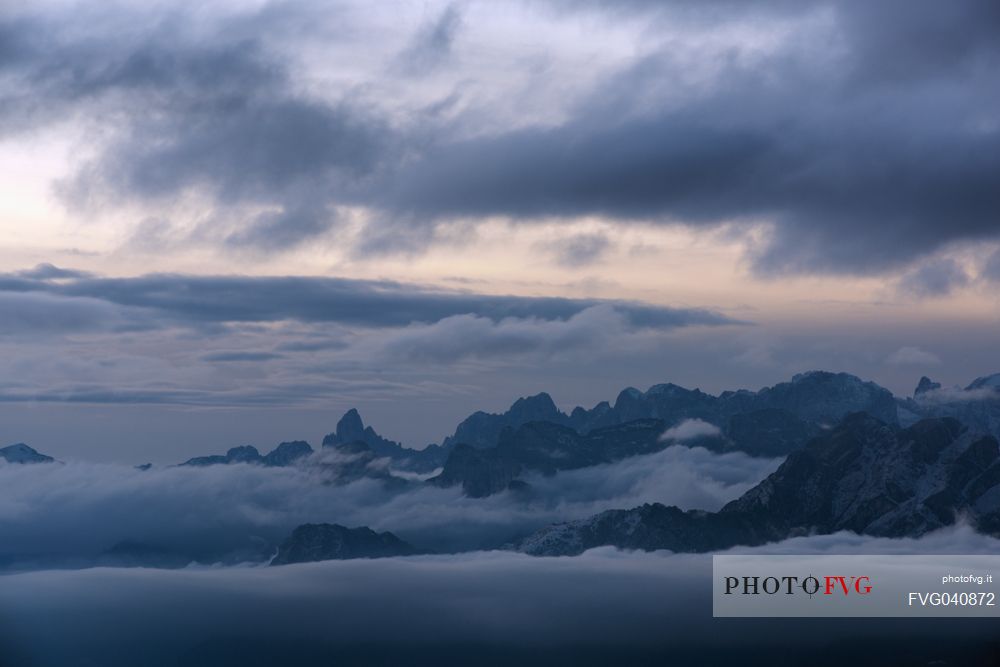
[334,408,366,443]
[319,409,449,473]
[915,376,942,396]
[325,408,387,447]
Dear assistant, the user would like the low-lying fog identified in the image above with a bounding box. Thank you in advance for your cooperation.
[0,445,780,566]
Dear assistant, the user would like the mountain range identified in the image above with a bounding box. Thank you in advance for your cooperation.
[180,441,314,467]
[9,370,999,486]
[428,371,908,497]
[515,413,1000,556]
[6,369,1000,564]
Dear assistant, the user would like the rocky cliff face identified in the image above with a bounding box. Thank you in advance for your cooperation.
[515,414,1000,556]
[270,523,418,564]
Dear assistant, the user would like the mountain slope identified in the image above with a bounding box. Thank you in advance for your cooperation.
[516,414,1000,555]
[441,393,568,450]
[429,419,667,497]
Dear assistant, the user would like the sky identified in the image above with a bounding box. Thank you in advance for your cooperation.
[0,0,998,462]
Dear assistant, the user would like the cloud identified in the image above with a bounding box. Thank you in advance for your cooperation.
[896,258,971,298]
[3,1,998,268]
[370,306,650,363]
[519,445,778,513]
[393,4,463,75]
[201,351,285,363]
[13,263,92,280]
[2,527,1000,666]
[0,292,121,336]
[0,444,776,566]
[0,267,743,417]
[658,418,722,442]
[545,233,612,267]
[364,0,1000,274]
[911,385,1000,405]
[0,267,742,331]
[2,4,395,252]
[981,249,1000,282]
[885,346,941,366]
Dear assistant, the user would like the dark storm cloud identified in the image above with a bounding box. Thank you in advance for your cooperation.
[4,1,998,270]
[0,10,282,134]
[1,5,395,250]
[836,0,1000,86]
[0,268,741,330]
[375,72,1000,274]
[360,0,999,273]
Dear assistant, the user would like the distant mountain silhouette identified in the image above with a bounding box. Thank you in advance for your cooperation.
[271,523,418,564]
[0,443,54,464]
[432,371,899,496]
[179,441,313,467]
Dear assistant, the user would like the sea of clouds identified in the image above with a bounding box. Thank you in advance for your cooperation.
[2,527,998,666]
[0,444,780,566]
